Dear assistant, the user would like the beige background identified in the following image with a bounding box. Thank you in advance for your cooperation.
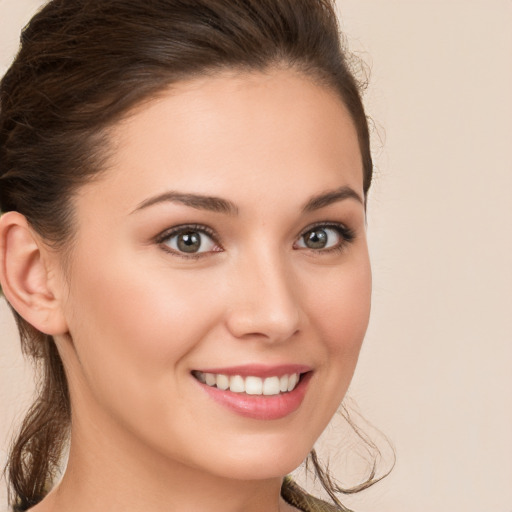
[1,0,511,510]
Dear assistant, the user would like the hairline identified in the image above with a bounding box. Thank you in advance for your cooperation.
[51,62,365,287]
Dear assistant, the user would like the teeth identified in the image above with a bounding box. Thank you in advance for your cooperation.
[263,376,280,395]
[216,374,229,390]
[229,375,245,393]
[245,376,263,395]
[287,373,298,392]
[196,372,301,395]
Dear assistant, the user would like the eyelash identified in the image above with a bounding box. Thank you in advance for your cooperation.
[154,222,355,259]
[155,224,220,260]
[295,222,355,255]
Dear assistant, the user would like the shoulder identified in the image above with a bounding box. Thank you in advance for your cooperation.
[281,477,350,512]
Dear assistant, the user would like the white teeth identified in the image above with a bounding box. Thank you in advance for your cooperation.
[229,375,245,393]
[205,373,216,386]
[263,376,280,395]
[287,373,298,392]
[196,372,301,395]
[216,374,229,390]
[245,376,263,395]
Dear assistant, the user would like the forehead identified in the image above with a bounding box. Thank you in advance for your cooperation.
[79,69,363,213]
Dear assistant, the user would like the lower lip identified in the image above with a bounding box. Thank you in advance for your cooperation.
[196,372,312,420]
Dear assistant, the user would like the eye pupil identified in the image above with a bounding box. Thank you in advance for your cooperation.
[177,232,201,253]
[304,229,328,249]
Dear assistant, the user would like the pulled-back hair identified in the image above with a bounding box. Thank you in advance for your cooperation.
[0,1,375,510]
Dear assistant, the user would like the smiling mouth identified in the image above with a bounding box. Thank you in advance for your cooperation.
[192,371,303,396]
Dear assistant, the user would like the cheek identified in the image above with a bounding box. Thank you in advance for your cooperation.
[63,247,222,407]
[300,251,371,423]
[306,256,372,358]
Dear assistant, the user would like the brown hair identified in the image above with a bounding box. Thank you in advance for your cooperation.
[0,0,376,510]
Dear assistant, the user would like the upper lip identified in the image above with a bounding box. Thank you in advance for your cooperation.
[192,364,312,378]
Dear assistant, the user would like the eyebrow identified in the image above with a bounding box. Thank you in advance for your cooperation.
[131,185,363,216]
[131,191,239,215]
[301,186,364,212]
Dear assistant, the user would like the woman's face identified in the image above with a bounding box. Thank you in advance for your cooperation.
[56,69,371,480]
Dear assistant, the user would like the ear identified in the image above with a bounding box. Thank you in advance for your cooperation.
[0,211,68,335]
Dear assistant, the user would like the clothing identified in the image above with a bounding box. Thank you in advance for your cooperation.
[5,478,346,512]
[281,477,349,512]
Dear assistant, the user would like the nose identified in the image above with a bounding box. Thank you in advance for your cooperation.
[224,252,302,343]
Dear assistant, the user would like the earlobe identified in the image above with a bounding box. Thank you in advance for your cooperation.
[0,211,68,335]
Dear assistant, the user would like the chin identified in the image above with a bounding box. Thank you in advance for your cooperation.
[195,435,313,481]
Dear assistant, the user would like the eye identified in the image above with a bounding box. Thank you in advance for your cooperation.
[295,224,354,252]
[158,225,219,255]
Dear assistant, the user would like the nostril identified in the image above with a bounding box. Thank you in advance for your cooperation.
[224,265,302,341]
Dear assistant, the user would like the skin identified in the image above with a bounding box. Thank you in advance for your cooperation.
[0,68,371,512]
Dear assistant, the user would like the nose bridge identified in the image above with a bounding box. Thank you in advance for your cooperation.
[226,245,301,341]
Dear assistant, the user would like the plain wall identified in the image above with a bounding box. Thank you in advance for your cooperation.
[1,0,511,510]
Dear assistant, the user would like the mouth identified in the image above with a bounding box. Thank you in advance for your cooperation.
[192,371,302,396]
[191,365,312,420]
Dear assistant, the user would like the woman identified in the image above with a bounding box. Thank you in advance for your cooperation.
[0,1,380,511]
